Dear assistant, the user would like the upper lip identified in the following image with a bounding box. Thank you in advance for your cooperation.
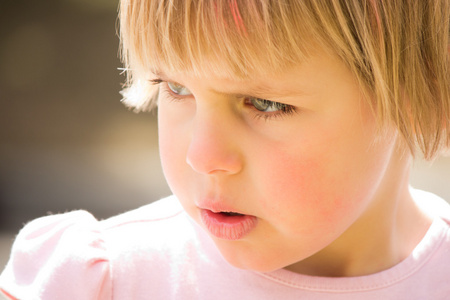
[196,198,248,215]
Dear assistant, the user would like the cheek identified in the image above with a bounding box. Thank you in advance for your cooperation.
[254,147,350,229]
[252,125,388,235]
[158,109,190,195]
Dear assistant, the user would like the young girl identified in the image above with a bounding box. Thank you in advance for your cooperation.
[1,0,449,299]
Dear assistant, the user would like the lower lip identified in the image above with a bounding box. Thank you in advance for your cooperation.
[200,209,258,240]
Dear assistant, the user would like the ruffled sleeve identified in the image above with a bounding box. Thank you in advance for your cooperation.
[0,211,112,300]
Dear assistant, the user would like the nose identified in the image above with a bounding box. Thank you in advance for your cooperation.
[186,108,243,175]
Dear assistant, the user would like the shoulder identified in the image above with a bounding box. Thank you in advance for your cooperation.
[409,188,450,297]
[99,195,192,254]
[411,188,450,258]
[97,197,213,297]
[98,196,197,265]
[0,209,112,300]
[411,188,450,222]
[0,196,188,300]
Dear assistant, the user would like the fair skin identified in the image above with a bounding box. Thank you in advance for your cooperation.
[155,49,432,277]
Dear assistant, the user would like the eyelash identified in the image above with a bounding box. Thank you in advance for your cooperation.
[149,78,297,121]
[245,98,296,121]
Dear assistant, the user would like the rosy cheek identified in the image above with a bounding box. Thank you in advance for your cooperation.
[254,139,361,232]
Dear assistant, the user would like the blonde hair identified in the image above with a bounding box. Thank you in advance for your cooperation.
[119,0,449,159]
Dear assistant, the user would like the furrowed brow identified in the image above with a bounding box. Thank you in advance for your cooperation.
[149,70,305,99]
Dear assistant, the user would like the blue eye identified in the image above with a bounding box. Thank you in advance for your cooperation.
[167,82,192,96]
[250,98,289,112]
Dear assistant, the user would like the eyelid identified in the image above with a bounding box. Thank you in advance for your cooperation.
[244,96,292,109]
[244,97,297,120]
[149,78,191,92]
[149,78,163,85]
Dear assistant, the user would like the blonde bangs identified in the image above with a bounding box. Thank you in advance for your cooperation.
[120,0,326,79]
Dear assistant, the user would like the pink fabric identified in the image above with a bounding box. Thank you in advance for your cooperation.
[1,189,449,299]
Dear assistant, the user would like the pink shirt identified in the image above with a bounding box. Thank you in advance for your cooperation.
[1,189,450,299]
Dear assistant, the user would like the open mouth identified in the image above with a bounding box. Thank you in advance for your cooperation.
[220,212,244,217]
[200,209,258,240]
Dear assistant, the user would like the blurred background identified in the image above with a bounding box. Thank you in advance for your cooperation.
[0,0,171,266]
[0,0,449,269]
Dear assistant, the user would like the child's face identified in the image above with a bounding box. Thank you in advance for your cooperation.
[157,50,398,272]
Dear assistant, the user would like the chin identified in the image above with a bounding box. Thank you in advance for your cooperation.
[217,247,288,273]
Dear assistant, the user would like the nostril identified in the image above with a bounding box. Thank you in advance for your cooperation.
[186,152,243,175]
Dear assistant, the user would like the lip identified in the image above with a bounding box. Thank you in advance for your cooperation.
[199,209,258,240]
